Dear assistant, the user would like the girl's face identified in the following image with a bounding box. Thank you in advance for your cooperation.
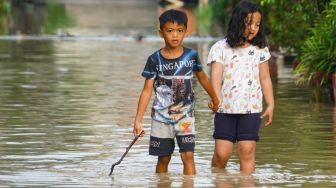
[244,12,261,41]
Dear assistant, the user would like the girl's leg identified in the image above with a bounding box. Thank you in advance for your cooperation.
[212,166,233,187]
[156,155,172,173]
[211,139,234,168]
[180,151,195,175]
[237,141,256,174]
[236,113,260,174]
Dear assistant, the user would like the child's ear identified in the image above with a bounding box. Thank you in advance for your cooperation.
[185,29,189,37]
[158,29,163,37]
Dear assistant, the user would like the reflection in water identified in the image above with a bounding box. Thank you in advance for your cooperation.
[155,174,195,188]
[182,175,194,188]
[212,167,257,188]
[156,174,173,187]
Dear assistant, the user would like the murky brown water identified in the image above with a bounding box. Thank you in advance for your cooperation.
[0,0,336,187]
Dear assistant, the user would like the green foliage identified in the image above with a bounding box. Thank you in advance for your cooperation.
[259,0,275,5]
[211,0,228,27]
[196,4,213,36]
[295,0,336,88]
[0,0,9,34]
[0,0,10,13]
[44,4,73,34]
[210,0,330,54]
[208,0,334,101]
[258,0,330,53]
[210,0,240,33]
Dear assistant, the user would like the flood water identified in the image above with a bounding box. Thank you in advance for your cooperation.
[0,0,336,187]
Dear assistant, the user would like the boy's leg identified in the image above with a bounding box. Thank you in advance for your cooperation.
[180,151,195,175]
[212,139,233,168]
[236,113,261,174]
[212,113,237,168]
[149,120,175,173]
[156,155,172,173]
[175,117,196,175]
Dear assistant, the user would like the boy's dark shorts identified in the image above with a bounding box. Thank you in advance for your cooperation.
[149,118,195,156]
[213,113,261,143]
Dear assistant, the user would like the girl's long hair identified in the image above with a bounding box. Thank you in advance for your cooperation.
[226,0,267,48]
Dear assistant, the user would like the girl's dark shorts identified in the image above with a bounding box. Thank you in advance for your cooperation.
[213,113,261,143]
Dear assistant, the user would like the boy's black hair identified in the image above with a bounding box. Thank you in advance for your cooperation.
[159,9,188,30]
[226,0,267,48]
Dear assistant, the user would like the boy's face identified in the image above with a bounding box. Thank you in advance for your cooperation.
[159,21,186,48]
[244,12,261,41]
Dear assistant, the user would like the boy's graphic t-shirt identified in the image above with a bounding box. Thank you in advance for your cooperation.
[207,39,271,114]
[142,47,203,124]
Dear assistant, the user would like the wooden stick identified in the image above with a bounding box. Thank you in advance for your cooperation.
[109,130,144,176]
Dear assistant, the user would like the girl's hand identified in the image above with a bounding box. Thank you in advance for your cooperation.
[208,100,221,112]
[260,106,274,126]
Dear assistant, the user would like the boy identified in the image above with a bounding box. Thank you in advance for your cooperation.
[133,9,219,175]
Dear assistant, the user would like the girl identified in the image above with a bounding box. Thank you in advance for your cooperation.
[207,0,274,174]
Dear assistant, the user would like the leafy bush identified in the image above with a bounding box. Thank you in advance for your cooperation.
[295,0,336,87]
[258,0,330,52]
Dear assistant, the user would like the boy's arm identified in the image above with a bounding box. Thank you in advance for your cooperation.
[133,78,154,136]
[259,61,274,126]
[195,70,220,112]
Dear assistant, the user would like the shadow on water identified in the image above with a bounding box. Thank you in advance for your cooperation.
[0,0,336,187]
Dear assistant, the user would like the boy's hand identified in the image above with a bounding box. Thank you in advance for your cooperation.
[260,105,274,126]
[133,122,145,137]
[208,99,220,112]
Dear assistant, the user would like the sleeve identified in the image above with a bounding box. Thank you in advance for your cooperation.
[192,50,203,72]
[259,46,271,63]
[207,41,224,65]
[141,56,157,79]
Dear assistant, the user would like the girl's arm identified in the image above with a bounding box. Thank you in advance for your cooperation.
[210,62,223,102]
[259,61,274,126]
[195,70,220,112]
[133,79,154,136]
